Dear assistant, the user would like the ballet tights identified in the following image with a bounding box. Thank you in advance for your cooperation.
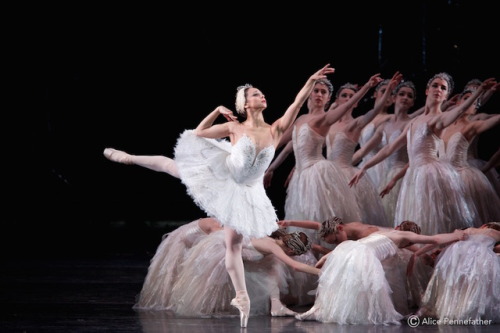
[224,228,247,292]
[268,269,296,317]
[225,228,250,327]
[103,148,180,178]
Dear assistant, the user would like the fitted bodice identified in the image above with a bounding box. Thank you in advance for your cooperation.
[358,233,398,261]
[227,135,275,184]
[326,132,357,166]
[292,124,327,171]
[440,132,471,169]
[407,122,441,167]
[465,233,499,249]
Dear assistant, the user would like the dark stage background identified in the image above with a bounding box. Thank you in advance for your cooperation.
[6,1,499,256]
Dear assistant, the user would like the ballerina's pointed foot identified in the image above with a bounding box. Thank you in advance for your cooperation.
[270,298,297,317]
[295,306,319,321]
[231,293,250,328]
[103,148,132,165]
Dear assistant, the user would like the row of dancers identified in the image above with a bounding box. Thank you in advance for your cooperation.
[130,214,500,325]
[103,64,499,326]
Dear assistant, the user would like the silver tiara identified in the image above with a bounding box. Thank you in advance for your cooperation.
[285,231,311,255]
[319,216,343,238]
[427,72,454,96]
[336,83,359,98]
[316,78,334,95]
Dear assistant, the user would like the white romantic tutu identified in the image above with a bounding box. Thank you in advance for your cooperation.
[285,125,363,225]
[314,233,403,324]
[420,233,500,322]
[395,123,475,235]
[133,220,207,310]
[168,231,290,317]
[326,132,389,227]
[441,133,500,226]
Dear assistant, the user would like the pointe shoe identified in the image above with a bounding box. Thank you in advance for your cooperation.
[231,295,250,328]
[270,298,297,317]
[295,306,319,321]
[103,148,132,165]
[414,306,433,319]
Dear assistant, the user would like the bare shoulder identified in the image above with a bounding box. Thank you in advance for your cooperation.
[227,120,243,132]
[374,113,392,127]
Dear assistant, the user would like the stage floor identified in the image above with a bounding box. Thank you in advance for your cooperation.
[2,249,498,333]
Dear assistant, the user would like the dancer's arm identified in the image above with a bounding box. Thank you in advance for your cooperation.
[401,229,466,276]
[312,244,332,256]
[349,124,410,187]
[431,78,496,131]
[320,73,383,127]
[275,122,294,151]
[264,141,294,188]
[194,105,236,139]
[271,64,335,141]
[463,114,500,141]
[315,251,331,269]
[252,238,320,275]
[476,81,499,108]
[379,163,409,198]
[400,229,466,247]
[278,220,322,230]
[441,93,461,111]
[348,72,402,132]
[352,125,384,165]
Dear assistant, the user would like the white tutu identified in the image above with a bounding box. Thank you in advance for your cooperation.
[441,133,500,226]
[174,130,278,238]
[421,233,500,322]
[133,220,207,310]
[285,125,363,225]
[314,233,403,324]
[168,230,290,317]
[395,123,475,235]
[379,129,408,226]
[326,132,389,227]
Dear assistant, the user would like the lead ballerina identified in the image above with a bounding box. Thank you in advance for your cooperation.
[173,64,335,327]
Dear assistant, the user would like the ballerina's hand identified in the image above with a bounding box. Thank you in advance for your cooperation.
[277,220,290,228]
[389,71,403,89]
[481,78,497,91]
[218,106,238,122]
[315,252,330,269]
[367,73,382,87]
[348,170,364,187]
[453,229,468,241]
[311,64,335,81]
[379,180,396,198]
[444,94,460,110]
